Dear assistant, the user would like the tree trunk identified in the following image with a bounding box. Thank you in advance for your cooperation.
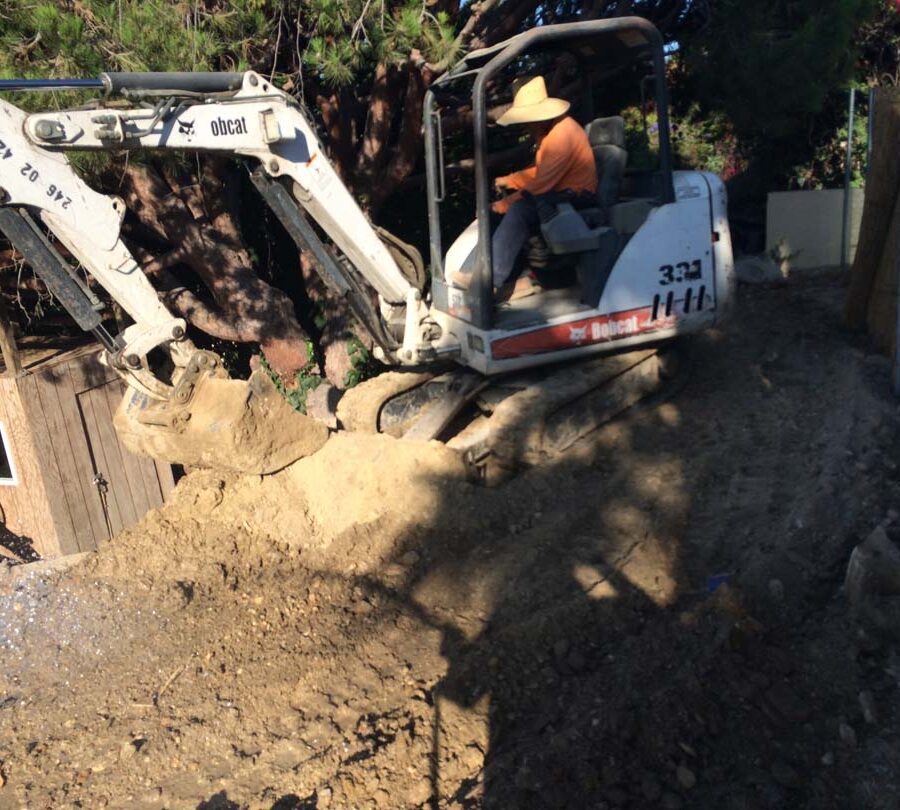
[121,161,313,378]
[298,253,372,387]
[845,87,900,349]
[863,194,900,355]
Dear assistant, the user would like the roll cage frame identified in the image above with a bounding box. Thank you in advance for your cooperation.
[423,16,675,330]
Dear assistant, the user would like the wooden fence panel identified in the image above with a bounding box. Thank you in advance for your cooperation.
[13,375,82,555]
[0,346,176,557]
[72,374,170,539]
[34,368,109,551]
[101,381,160,517]
[75,384,126,538]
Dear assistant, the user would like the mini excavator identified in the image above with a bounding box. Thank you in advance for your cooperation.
[0,18,733,481]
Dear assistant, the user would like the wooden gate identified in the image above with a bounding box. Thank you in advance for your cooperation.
[76,377,174,540]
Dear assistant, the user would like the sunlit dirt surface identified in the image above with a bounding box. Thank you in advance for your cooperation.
[2,273,900,809]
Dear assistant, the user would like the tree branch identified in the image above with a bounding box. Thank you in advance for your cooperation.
[427,0,505,72]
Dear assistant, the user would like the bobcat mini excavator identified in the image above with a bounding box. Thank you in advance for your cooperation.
[0,18,733,480]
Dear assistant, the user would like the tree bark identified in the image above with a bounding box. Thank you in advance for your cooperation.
[121,161,312,377]
[864,198,900,356]
[844,87,900,332]
[297,252,372,387]
[354,62,403,195]
[371,61,431,210]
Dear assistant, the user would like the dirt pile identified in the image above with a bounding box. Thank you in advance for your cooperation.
[2,274,900,809]
[86,432,473,590]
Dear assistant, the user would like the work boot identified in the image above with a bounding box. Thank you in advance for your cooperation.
[495,274,541,303]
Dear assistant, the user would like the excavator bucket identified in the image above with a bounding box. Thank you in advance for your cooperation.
[114,369,330,475]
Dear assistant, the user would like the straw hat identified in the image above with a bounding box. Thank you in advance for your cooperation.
[497,76,570,126]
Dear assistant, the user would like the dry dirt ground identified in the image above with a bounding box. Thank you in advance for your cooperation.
[3,272,900,809]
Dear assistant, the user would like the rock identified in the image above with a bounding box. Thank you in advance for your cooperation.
[838,722,858,748]
[304,382,339,429]
[676,765,697,790]
[844,526,900,608]
[350,600,374,615]
[317,786,333,808]
[118,740,137,762]
[734,255,785,285]
[770,760,803,789]
[462,745,484,772]
[821,751,835,766]
[399,550,421,567]
[859,690,878,725]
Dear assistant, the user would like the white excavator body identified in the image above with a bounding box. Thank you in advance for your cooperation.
[436,170,733,376]
[0,17,734,478]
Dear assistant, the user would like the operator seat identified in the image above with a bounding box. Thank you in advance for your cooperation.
[581,116,627,225]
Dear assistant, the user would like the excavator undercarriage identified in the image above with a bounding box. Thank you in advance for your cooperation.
[336,344,679,484]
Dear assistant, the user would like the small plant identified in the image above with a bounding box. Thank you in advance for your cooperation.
[343,335,378,389]
[260,341,322,414]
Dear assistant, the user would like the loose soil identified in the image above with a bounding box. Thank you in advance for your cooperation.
[3,272,900,810]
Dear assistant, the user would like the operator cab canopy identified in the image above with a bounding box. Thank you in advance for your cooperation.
[424,17,674,329]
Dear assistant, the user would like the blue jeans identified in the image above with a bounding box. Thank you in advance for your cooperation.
[490,191,595,287]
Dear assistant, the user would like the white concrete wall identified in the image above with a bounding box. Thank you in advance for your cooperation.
[766,188,865,269]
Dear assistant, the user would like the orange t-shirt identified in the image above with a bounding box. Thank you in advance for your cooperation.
[493,116,598,214]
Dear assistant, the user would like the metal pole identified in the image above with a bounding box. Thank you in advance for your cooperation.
[0,79,104,92]
[841,87,856,272]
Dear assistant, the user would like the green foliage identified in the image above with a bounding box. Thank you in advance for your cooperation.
[684,0,876,141]
[260,343,322,414]
[0,0,274,111]
[680,0,879,194]
[620,105,659,170]
[621,102,747,179]
[300,0,461,87]
[671,106,746,180]
[789,91,869,189]
[343,335,378,388]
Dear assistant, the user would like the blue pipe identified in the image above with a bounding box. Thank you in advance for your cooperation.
[0,79,104,91]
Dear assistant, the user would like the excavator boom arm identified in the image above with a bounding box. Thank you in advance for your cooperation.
[22,72,414,307]
[0,71,445,474]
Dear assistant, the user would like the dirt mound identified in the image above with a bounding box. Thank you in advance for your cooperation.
[2,276,900,809]
[87,433,472,590]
